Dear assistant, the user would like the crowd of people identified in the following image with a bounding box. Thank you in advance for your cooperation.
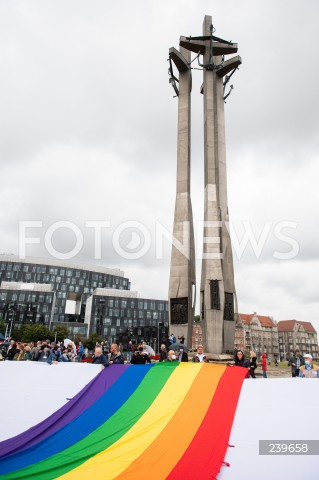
[1,336,318,378]
[233,347,319,379]
[0,338,81,363]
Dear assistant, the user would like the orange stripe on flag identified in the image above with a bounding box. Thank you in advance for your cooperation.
[115,363,226,480]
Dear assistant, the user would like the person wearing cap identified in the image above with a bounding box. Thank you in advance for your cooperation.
[288,349,304,377]
[299,354,319,378]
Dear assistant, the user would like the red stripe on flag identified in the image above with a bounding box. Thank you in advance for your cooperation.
[166,366,247,480]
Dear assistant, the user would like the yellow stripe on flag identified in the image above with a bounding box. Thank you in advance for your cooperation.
[56,364,203,480]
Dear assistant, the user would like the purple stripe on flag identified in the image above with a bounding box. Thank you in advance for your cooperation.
[0,365,128,458]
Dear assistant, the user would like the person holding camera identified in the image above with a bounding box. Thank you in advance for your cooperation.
[130,345,151,364]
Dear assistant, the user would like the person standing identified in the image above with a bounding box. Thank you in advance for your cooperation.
[299,354,319,378]
[234,350,250,368]
[234,350,250,378]
[77,342,84,362]
[169,333,176,345]
[167,350,177,362]
[109,343,124,364]
[92,347,109,369]
[192,345,209,363]
[177,347,188,363]
[159,344,168,362]
[5,340,19,360]
[249,351,257,378]
[131,346,151,364]
[261,353,268,378]
[289,349,304,377]
[127,341,135,362]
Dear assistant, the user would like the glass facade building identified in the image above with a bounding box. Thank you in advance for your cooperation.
[0,282,55,330]
[0,255,169,346]
[85,289,168,349]
[0,255,130,324]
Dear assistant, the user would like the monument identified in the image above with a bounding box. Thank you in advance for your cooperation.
[167,45,196,347]
[168,15,241,353]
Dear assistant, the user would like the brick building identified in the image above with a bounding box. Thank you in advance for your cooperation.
[277,320,319,361]
[236,313,279,360]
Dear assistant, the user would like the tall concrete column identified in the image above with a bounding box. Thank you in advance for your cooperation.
[200,15,238,353]
[169,15,241,353]
[168,46,195,348]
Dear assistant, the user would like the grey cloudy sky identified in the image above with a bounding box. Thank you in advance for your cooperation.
[1,0,319,331]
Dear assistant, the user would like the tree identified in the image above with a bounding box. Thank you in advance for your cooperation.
[194,315,200,323]
[19,324,51,343]
[52,326,69,342]
[0,319,5,336]
[86,333,103,351]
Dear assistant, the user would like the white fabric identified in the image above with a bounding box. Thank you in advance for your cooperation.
[0,361,101,441]
[218,378,319,479]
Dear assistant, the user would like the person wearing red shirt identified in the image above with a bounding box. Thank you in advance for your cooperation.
[261,353,268,378]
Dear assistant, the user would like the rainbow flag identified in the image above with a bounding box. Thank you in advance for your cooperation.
[0,363,247,480]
